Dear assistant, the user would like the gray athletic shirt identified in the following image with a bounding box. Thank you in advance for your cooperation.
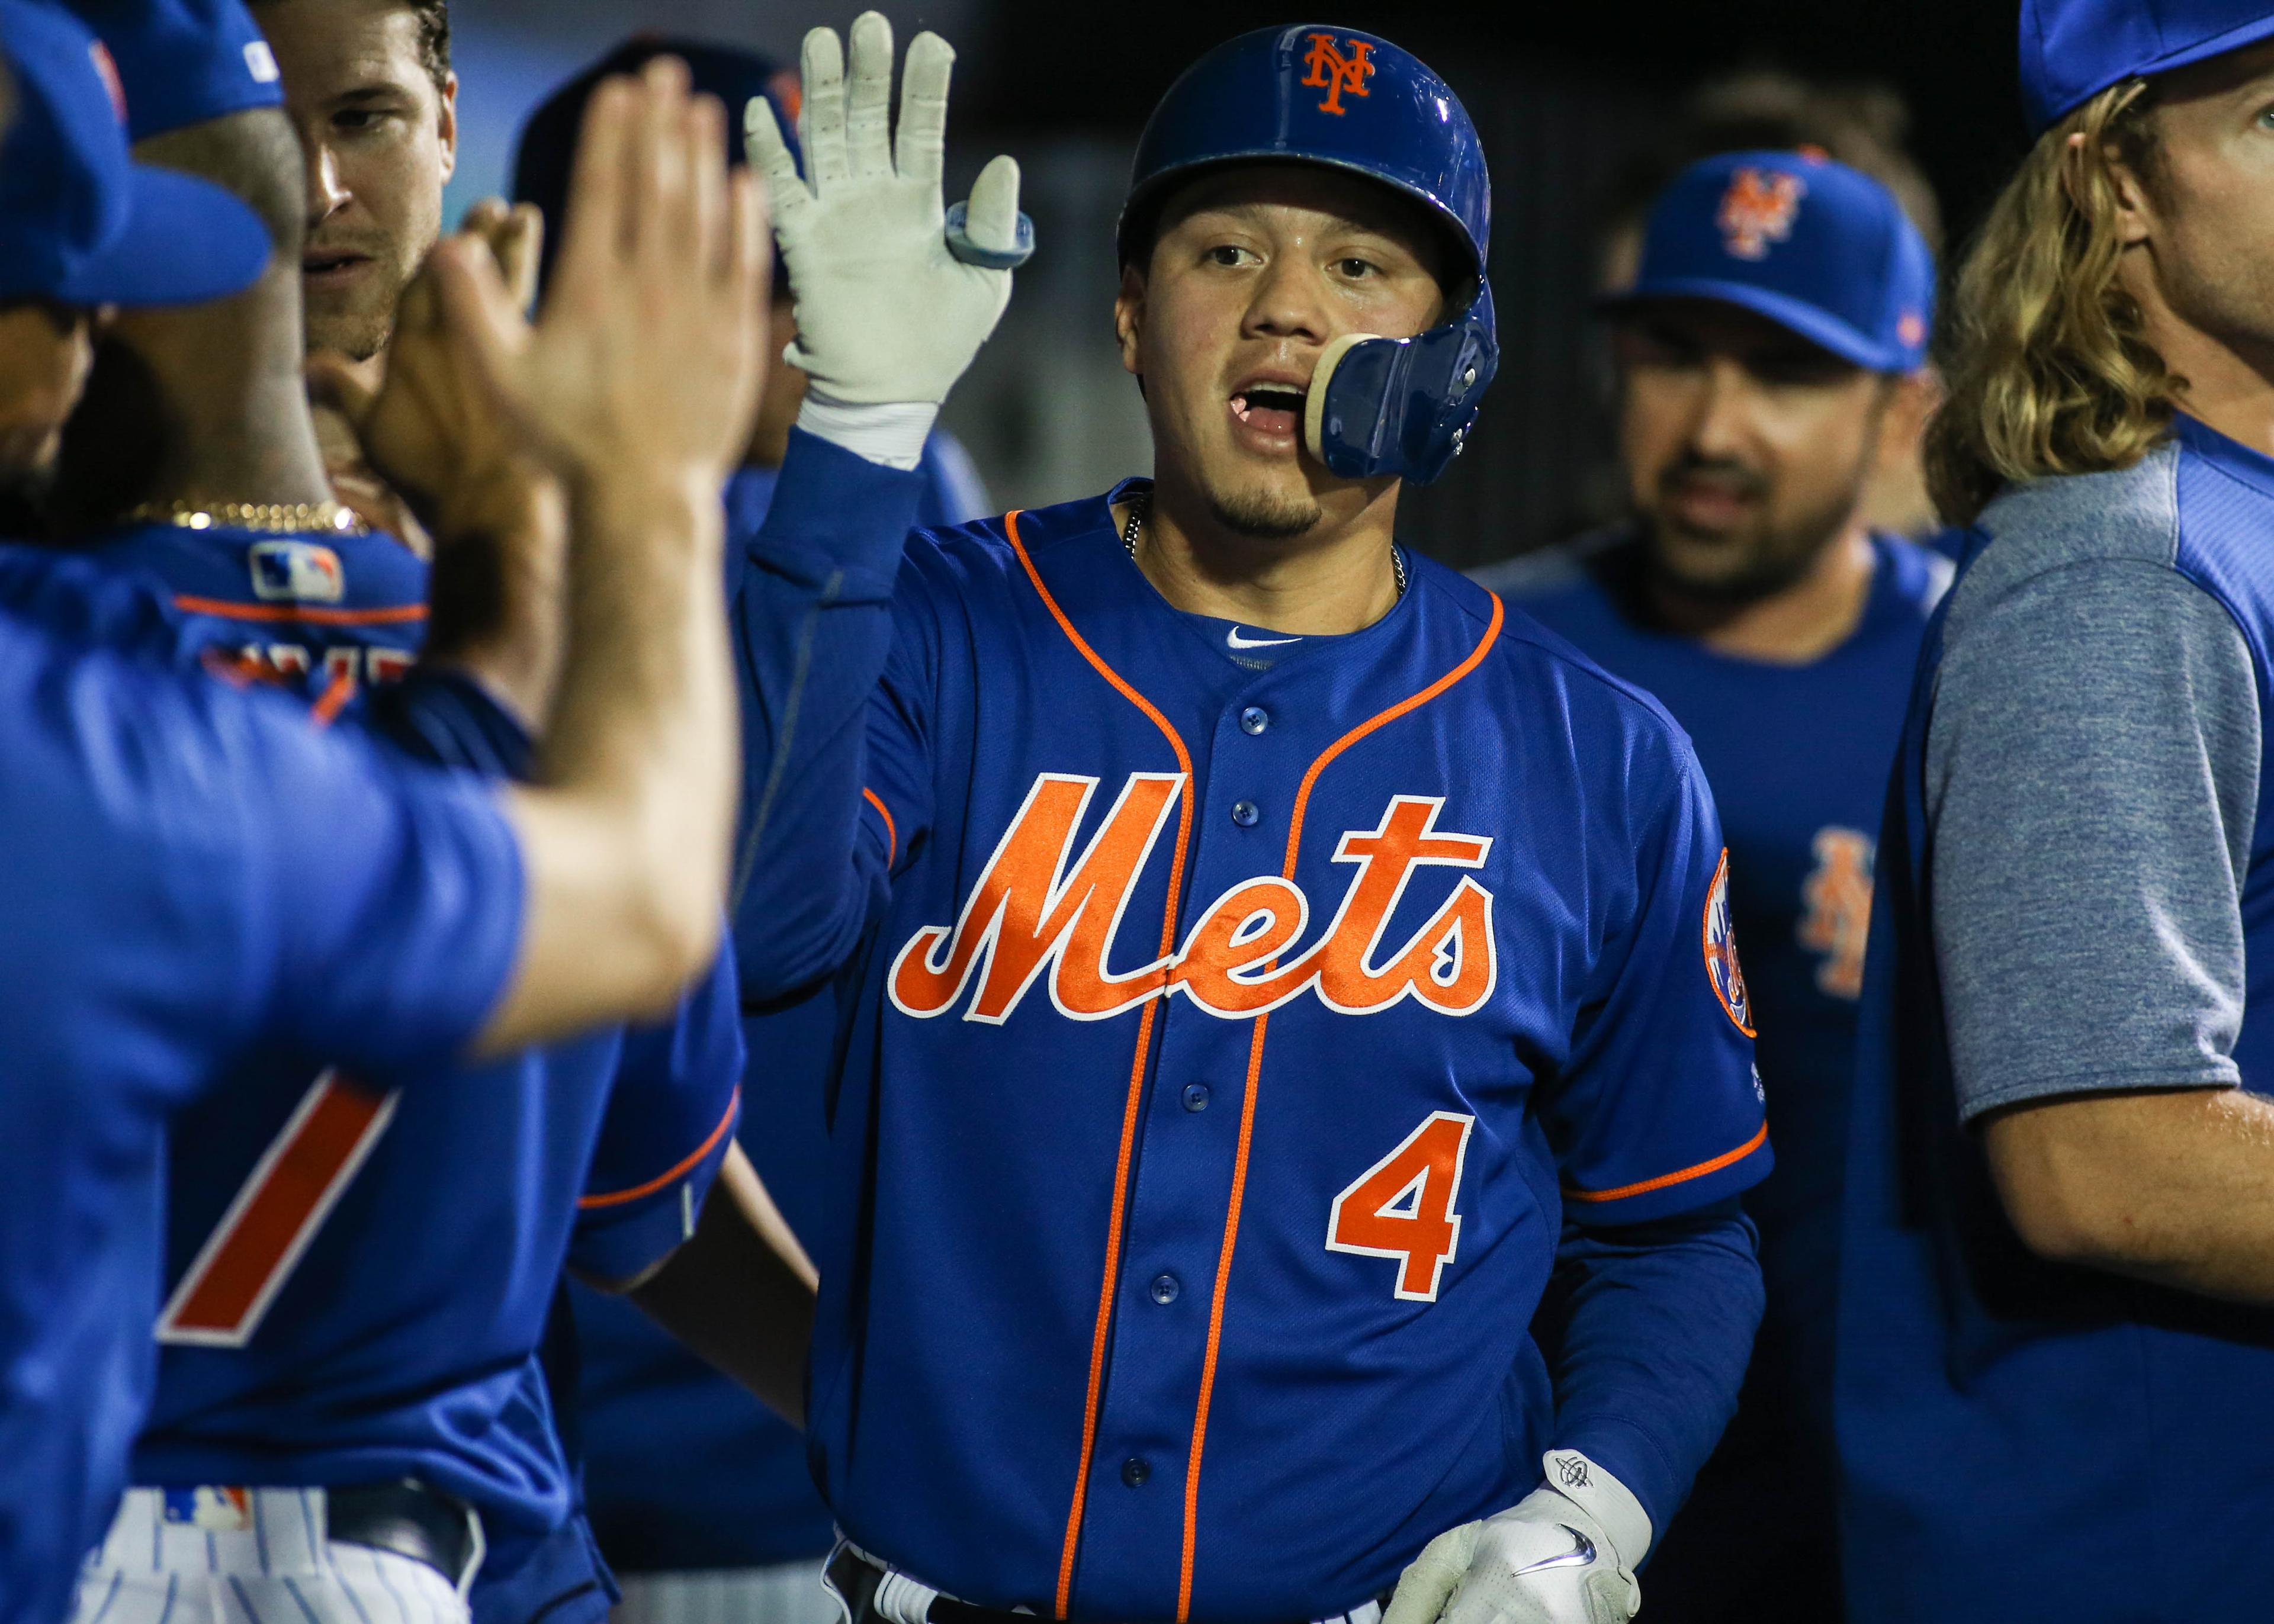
[1929,440,2260,1121]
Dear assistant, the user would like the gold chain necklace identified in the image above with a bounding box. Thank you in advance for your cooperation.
[124,499,369,536]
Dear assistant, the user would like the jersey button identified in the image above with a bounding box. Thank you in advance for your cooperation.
[1181,1083,1211,1112]
[1231,799,1260,827]
[1150,1272,1180,1305]
[1239,706,1269,735]
[1121,1456,1151,1487]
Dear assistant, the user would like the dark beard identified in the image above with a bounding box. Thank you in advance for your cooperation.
[1207,485,1321,541]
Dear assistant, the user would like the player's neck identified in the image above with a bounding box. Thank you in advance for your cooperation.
[2135,290,2274,458]
[1122,479,1402,636]
[77,278,334,526]
[1647,521,1877,665]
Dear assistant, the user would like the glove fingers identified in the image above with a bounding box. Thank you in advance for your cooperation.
[743,98,809,216]
[962,154,1024,253]
[894,31,953,185]
[799,26,849,188]
[844,11,895,181]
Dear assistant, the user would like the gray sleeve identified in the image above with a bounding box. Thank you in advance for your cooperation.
[1928,559,2260,1121]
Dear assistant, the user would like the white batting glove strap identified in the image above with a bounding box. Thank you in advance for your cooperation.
[746,12,1022,407]
[1380,1453,1646,1624]
[795,392,939,471]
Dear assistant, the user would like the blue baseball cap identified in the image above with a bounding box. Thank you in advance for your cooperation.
[67,0,283,140]
[514,36,801,292]
[0,0,272,306]
[1600,149,1936,374]
[2021,0,2274,133]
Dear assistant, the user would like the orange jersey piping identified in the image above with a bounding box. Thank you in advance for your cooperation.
[1563,1120,1769,1205]
[1001,510,1199,1619]
[1175,591,1507,1620]
[862,787,899,869]
[579,1087,743,1210]
[174,594,428,627]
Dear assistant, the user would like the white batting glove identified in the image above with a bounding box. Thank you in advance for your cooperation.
[744,11,1024,409]
[1382,1452,1648,1624]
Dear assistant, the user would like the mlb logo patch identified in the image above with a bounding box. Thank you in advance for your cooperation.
[162,1487,251,1532]
[249,541,345,603]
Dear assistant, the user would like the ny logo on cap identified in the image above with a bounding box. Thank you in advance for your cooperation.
[1300,33,1376,116]
[1718,168,1806,261]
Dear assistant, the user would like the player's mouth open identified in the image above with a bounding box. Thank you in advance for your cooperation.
[302,250,371,284]
[1230,384,1306,440]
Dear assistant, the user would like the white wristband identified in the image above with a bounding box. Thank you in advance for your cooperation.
[796,391,939,472]
[1540,1450,1652,1566]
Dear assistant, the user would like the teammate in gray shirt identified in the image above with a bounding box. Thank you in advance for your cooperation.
[1836,9,2274,1620]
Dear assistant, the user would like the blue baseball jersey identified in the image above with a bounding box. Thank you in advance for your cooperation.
[90,519,428,702]
[78,532,744,1593]
[1839,414,2274,1619]
[728,436,1771,1622]
[571,434,988,1577]
[1481,529,1944,1612]
[0,546,523,1624]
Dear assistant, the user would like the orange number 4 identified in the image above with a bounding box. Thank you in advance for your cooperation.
[1326,1111,1476,1301]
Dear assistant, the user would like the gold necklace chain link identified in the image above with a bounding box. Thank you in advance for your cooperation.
[124,499,370,537]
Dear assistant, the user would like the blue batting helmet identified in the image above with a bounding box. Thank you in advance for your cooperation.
[1117,25,1496,485]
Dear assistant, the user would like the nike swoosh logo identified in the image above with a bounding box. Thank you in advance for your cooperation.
[1509,1526,1596,1577]
[1226,626,1300,649]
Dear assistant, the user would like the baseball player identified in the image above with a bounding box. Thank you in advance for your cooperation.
[1839,2,2274,1620]
[509,38,985,1624]
[35,16,817,1624]
[734,18,1768,1624]
[0,11,767,1620]
[1474,151,1944,1623]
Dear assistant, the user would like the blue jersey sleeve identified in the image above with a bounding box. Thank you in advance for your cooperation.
[730,428,929,998]
[1535,1197,1764,1542]
[568,943,747,1285]
[1542,729,1772,1224]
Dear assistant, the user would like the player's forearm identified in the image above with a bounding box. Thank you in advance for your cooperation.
[1984,1085,2274,1301]
[730,429,924,995]
[477,469,735,1053]
[419,471,571,734]
[630,1141,817,1425]
[1535,1200,1762,1538]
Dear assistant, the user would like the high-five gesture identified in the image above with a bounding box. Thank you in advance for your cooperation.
[435,56,770,496]
[746,11,1026,407]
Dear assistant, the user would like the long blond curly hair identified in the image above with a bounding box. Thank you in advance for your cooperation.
[1926,81,2180,523]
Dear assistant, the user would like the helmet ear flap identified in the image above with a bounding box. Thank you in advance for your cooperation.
[1303,284,1498,485]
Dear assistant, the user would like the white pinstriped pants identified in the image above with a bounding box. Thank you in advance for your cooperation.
[609,1561,836,1624]
[72,1487,470,1624]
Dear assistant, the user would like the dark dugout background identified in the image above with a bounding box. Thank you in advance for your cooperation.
[945,0,2027,570]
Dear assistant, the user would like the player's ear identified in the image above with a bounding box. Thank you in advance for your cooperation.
[1114,262,1146,381]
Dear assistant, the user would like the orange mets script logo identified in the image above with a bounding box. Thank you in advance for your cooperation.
[1301,33,1377,117]
[1718,168,1806,261]
[1797,826,1874,1000]
[888,773,1496,1023]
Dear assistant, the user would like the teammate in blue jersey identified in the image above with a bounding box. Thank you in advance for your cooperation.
[0,15,771,1621]
[730,20,1768,1624]
[510,39,989,1624]
[36,14,816,1624]
[1475,151,1942,1623]
[1839,4,2274,1620]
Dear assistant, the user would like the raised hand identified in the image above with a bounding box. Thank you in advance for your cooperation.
[429,57,769,498]
[745,11,1026,407]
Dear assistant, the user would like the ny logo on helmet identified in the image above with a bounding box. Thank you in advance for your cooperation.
[1718,168,1806,261]
[1301,33,1376,117]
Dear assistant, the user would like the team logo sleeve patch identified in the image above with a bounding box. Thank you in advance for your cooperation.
[1703,848,1754,1036]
